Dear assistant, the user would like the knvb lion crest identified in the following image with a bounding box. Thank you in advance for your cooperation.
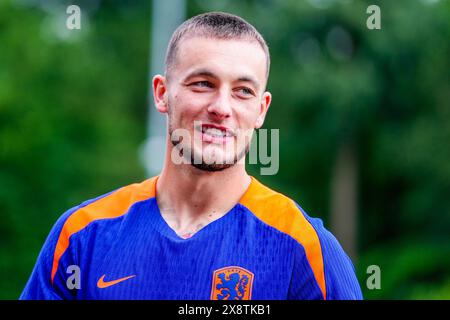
[210,266,254,300]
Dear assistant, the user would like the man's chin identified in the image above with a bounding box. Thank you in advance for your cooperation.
[191,162,234,172]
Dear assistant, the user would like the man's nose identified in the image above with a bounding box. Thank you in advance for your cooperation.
[207,89,232,120]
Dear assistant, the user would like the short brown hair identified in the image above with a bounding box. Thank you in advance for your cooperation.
[165,12,270,81]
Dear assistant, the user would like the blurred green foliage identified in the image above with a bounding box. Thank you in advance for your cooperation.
[1,0,449,299]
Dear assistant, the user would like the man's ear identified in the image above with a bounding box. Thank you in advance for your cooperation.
[255,91,272,129]
[153,74,168,114]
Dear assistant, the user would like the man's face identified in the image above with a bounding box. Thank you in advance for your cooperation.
[157,36,271,171]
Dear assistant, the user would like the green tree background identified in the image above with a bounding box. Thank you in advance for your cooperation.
[0,0,449,299]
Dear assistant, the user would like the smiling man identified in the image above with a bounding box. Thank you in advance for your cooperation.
[21,12,362,300]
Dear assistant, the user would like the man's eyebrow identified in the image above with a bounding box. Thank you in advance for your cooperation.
[182,69,217,82]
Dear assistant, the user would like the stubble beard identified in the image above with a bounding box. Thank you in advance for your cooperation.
[168,107,250,172]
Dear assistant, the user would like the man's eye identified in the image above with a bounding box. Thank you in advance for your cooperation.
[236,87,254,96]
[192,81,213,88]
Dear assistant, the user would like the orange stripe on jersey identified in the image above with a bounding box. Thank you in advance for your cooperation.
[51,177,158,284]
[239,177,327,299]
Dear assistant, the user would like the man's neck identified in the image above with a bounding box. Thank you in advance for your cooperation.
[155,163,251,238]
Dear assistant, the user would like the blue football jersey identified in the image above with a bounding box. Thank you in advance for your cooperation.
[20,176,363,300]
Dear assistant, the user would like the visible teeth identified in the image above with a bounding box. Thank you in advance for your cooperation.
[202,127,226,137]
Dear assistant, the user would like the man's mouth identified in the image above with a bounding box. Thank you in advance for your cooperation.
[201,126,233,137]
[197,124,234,143]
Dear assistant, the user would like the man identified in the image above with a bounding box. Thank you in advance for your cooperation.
[21,12,362,300]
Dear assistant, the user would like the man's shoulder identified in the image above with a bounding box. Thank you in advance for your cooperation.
[53,177,158,239]
[239,177,328,247]
[69,177,157,221]
[239,176,308,226]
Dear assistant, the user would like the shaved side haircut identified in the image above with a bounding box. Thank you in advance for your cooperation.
[165,12,270,81]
